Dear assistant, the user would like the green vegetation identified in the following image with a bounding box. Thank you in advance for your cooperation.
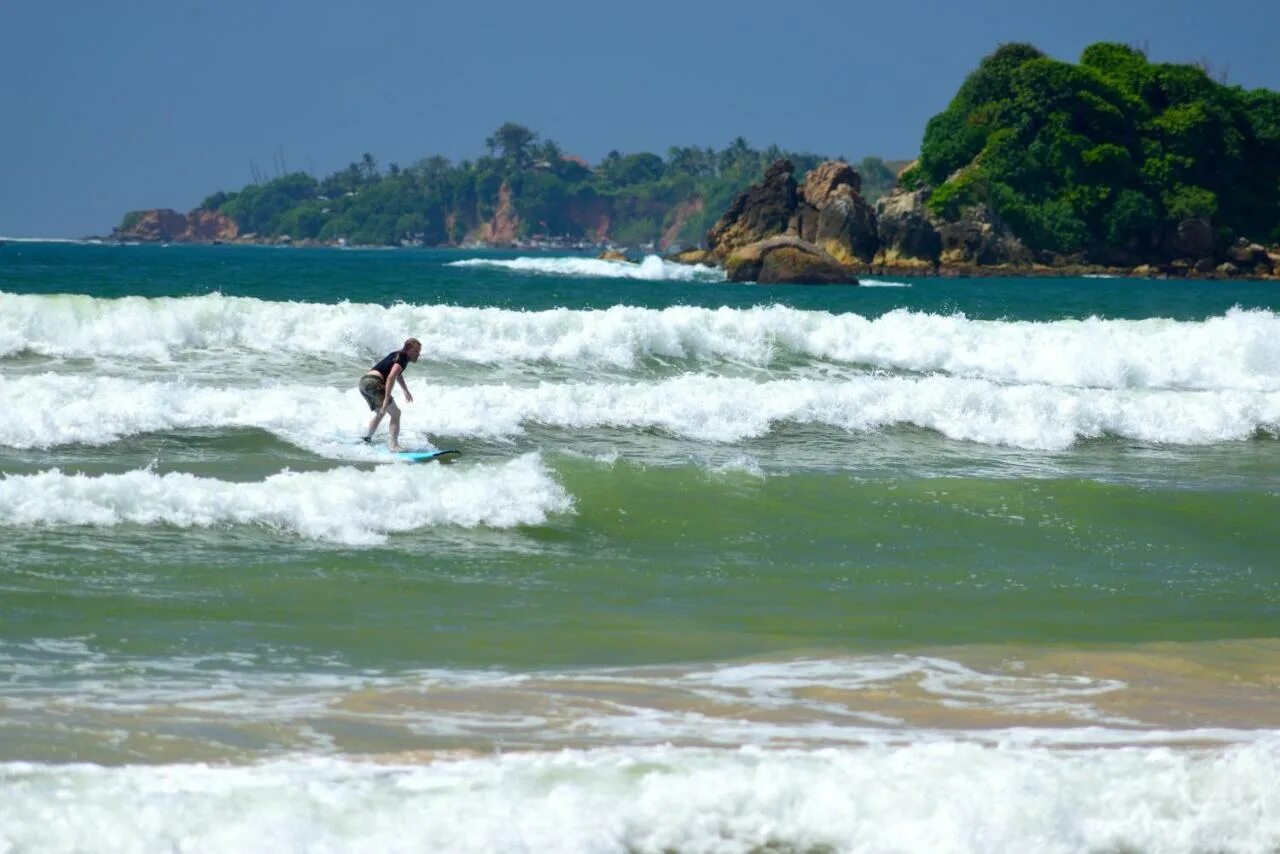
[155,126,883,248]
[917,42,1280,255]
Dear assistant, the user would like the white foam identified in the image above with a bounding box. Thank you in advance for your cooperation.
[3,373,1278,451]
[7,292,1279,391]
[447,254,726,281]
[2,742,1278,853]
[0,236,91,244]
[0,455,571,543]
[0,644,1250,751]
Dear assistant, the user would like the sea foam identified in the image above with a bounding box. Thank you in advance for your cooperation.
[5,292,1280,390]
[3,373,1277,451]
[0,455,571,543]
[1,742,1278,853]
[447,254,725,281]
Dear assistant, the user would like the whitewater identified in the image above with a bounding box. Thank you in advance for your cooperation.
[5,291,1280,390]
[4,742,1280,854]
[4,246,1280,853]
[2,371,1278,452]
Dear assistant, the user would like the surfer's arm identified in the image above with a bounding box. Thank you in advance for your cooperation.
[396,370,413,404]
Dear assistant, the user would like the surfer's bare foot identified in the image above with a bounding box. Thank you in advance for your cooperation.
[389,445,403,452]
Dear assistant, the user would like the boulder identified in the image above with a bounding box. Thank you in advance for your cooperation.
[1226,238,1273,272]
[1171,217,1215,259]
[814,185,878,264]
[801,160,862,206]
[1216,262,1240,276]
[706,160,798,261]
[792,161,879,264]
[874,188,941,268]
[667,247,710,266]
[597,249,631,262]
[724,236,858,285]
[936,204,1030,267]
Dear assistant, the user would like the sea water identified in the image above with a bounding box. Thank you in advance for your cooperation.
[1,243,1278,852]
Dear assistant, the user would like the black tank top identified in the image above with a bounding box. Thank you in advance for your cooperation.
[370,350,408,380]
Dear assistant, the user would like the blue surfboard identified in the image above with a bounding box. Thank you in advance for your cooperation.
[394,448,460,463]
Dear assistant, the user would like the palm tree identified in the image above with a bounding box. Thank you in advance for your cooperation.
[485,123,538,168]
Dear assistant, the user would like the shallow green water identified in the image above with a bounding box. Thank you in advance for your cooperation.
[1,242,1278,765]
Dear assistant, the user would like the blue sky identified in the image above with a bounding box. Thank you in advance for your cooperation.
[3,0,1278,237]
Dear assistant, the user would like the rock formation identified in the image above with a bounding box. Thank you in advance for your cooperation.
[724,236,858,285]
[112,208,238,243]
[703,158,876,281]
[798,161,878,265]
[706,160,798,262]
[1224,238,1275,274]
[935,204,1030,267]
[873,188,941,269]
[668,247,711,266]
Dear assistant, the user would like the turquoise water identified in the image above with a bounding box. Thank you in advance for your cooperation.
[2,243,1279,851]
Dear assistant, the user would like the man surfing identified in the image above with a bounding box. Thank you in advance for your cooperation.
[358,337,421,451]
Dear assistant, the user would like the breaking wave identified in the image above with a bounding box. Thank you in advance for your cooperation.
[0,455,571,543]
[2,741,1278,853]
[447,254,725,281]
[5,292,1279,390]
[2,373,1277,451]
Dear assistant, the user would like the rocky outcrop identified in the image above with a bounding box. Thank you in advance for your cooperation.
[873,188,941,269]
[704,158,881,277]
[114,209,188,242]
[795,161,878,265]
[597,249,631,262]
[668,247,711,266]
[113,208,239,243]
[1225,238,1274,274]
[936,204,1030,267]
[700,160,1279,279]
[802,160,862,204]
[724,236,858,285]
[706,160,798,262]
[815,186,878,265]
[186,209,239,242]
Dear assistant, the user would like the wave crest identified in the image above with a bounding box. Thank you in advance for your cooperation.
[0,455,571,543]
[4,292,1280,391]
[447,254,724,281]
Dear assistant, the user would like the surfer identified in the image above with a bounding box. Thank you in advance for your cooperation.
[359,337,421,451]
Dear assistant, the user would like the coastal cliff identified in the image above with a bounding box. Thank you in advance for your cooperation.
[114,208,239,243]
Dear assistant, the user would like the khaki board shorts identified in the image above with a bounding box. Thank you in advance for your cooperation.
[358,374,386,410]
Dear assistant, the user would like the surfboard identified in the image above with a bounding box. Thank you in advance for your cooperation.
[394,448,460,463]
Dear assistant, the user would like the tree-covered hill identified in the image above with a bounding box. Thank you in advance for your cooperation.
[130,125,900,248]
[904,42,1280,260]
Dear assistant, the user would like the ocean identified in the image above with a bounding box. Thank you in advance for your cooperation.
[1,242,1278,852]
